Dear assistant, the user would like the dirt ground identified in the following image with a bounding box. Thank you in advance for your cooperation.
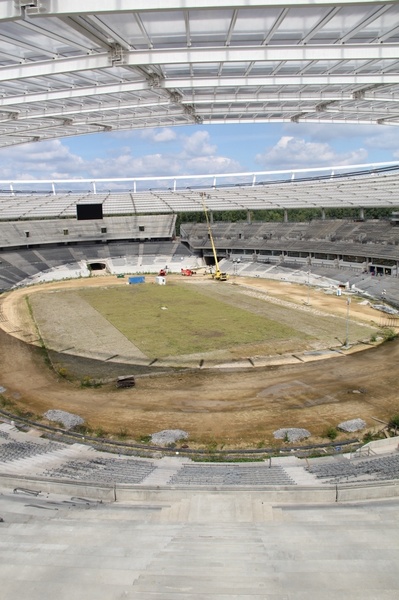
[0,275,398,448]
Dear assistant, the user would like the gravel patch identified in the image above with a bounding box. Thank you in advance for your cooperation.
[337,418,366,433]
[150,429,189,446]
[44,409,84,430]
[273,428,311,442]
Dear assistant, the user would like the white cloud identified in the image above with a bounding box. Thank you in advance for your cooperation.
[181,130,217,157]
[184,155,241,174]
[88,152,241,179]
[0,121,396,185]
[283,123,399,160]
[364,128,399,151]
[0,137,236,181]
[285,123,380,143]
[140,128,177,143]
[11,140,79,163]
[88,153,182,178]
[0,140,86,180]
[255,136,368,169]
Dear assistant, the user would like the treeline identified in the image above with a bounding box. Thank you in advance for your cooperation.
[175,207,397,235]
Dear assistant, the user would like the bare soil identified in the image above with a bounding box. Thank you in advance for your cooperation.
[0,275,398,448]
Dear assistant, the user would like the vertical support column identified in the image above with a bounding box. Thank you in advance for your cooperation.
[284,209,288,223]
[360,207,365,220]
[321,208,326,220]
[247,210,251,224]
[210,210,214,224]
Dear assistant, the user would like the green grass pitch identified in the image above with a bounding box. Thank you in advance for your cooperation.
[79,281,307,358]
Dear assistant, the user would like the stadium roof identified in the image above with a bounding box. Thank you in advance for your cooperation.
[0,1,398,148]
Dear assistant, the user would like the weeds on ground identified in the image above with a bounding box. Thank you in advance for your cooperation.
[382,328,397,342]
[72,423,93,435]
[388,414,399,428]
[190,454,266,463]
[94,427,108,438]
[0,394,39,420]
[363,431,376,443]
[324,426,338,441]
[57,367,73,380]
[0,394,15,411]
[207,439,218,451]
[80,376,102,388]
[117,427,128,440]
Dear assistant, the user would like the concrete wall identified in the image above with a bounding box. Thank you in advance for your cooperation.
[2,473,399,504]
[0,214,176,249]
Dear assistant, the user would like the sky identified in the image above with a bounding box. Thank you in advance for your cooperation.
[0,121,398,184]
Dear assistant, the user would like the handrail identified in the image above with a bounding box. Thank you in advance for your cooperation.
[0,161,398,195]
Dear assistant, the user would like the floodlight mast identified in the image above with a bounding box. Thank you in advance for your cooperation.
[200,193,228,281]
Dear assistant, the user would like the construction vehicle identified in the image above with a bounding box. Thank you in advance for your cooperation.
[201,194,229,281]
[181,266,210,276]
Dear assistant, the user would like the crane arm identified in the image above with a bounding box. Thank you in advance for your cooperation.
[202,199,220,274]
[201,193,228,281]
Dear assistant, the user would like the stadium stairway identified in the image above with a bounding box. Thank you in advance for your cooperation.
[2,487,399,600]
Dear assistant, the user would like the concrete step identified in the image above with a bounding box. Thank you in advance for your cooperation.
[140,456,188,486]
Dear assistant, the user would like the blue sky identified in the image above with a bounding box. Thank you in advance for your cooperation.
[0,122,398,182]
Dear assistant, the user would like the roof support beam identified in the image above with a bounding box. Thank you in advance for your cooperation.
[0,81,147,107]
[1,82,398,114]
[164,74,399,87]
[7,98,399,125]
[0,44,398,82]
[0,99,172,121]
[18,1,391,18]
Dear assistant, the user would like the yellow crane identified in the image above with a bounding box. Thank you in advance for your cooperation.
[201,193,229,281]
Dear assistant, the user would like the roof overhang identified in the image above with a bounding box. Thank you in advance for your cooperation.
[0,1,398,148]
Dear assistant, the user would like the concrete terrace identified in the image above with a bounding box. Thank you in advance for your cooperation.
[1,421,399,600]
[1,421,399,495]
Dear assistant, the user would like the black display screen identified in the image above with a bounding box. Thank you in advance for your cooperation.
[76,203,103,220]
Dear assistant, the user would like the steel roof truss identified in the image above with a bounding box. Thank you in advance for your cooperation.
[0,1,397,147]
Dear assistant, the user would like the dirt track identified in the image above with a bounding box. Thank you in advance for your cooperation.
[0,275,398,448]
